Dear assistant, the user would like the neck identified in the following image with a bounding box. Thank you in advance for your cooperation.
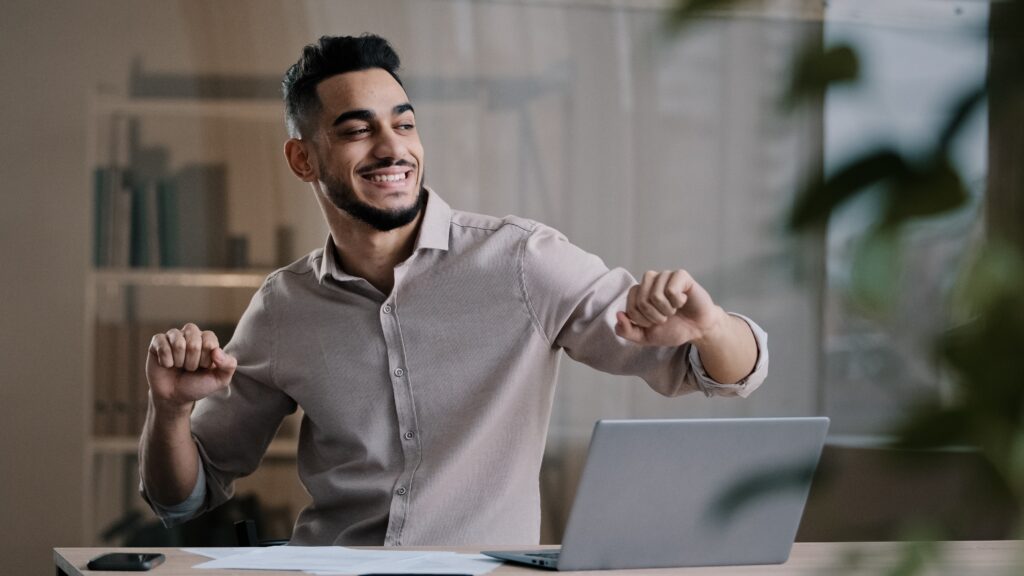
[327,208,423,295]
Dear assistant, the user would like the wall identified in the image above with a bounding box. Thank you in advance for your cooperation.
[0,2,310,572]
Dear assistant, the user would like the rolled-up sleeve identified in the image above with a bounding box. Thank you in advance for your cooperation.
[688,313,768,398]
[140,459,207,527]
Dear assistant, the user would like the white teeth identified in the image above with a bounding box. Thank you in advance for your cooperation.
[368,173,407,183]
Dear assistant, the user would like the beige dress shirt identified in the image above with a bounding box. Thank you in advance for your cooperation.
[141,188,768,546]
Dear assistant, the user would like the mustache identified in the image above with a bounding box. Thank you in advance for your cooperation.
[357,159,416,174]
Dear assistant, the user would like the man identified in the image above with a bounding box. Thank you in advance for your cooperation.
[140,34,768,546]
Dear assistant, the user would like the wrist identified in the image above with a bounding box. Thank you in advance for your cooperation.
[149,391,194,422]
[692,307,730,349]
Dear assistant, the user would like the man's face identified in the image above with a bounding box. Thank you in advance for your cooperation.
[310,68,426,231]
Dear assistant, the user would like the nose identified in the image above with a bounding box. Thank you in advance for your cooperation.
[371,126,408,161]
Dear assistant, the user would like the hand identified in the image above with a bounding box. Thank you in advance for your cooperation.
[615,269,728,347]
[146,323,237,415]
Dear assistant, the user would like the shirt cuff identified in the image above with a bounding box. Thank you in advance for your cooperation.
[688,312,768,398]
[145,464,207,527]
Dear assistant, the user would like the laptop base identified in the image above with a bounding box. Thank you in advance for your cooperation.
[480,550,560,570]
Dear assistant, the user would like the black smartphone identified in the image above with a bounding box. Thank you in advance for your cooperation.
[86,552,165,571]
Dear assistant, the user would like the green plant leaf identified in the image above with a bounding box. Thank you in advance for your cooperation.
[891,404,970,451]
[940,303,1024,417]
[667,0,748,31]
[934,298,1024,492]
[1009,429,1024,499]
[953,242,1024,316]
[789,149,909,230]
[783,44,859,109]
[937,86,986,154]
[850,228,901,313]
[883,539,941,576]
[883,156,969,226]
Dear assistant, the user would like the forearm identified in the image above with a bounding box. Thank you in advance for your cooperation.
[692,311,758,385]
[139,393,201,506]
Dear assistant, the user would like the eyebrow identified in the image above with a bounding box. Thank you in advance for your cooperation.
[332,103,415,127]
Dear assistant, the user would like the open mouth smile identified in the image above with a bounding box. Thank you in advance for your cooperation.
[359,164,416,188]
[365,172,410,183]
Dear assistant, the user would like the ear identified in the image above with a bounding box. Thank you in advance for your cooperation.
[284,138,318,182]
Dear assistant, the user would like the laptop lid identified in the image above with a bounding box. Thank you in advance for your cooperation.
[555,417,829,571]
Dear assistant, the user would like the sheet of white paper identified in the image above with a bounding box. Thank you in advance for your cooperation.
[311,553,503,575]
[194,545,437,571]
[182,547,259,560]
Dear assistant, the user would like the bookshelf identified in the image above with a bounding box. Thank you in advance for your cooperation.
[83,91,311,545]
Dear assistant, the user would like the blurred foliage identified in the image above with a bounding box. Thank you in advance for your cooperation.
[705,459,822,525]
[666,0,742,29]
[671,0,1024,569]
[784,43,859,109]
[883,539,943,576]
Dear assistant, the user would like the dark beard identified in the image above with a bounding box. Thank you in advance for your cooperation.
[324,176,428,232]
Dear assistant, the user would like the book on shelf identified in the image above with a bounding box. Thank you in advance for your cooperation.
[113,320,134,435]
[128,322,149,438]
[161,163,229,269]
[92,166,134,268]
[129,181,162,268]
[92,323,115,436]
[92,321,134,436]
[94,162,231,270]
[156,178,179,268]
[93,168,113,268]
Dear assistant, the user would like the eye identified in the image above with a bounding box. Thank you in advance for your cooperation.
[396,123,415,131]
[337,123,371,138]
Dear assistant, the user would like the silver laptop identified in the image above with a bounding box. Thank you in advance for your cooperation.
[483,417,829,570]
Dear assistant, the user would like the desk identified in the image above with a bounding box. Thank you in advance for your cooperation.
[54,542,1023,575]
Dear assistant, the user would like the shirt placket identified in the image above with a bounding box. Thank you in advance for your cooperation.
[381,267,422,546]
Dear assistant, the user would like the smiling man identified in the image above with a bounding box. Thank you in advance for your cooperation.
[139,34,769,546]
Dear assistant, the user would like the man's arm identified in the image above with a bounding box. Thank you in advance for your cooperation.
[140,323,236,507]
[688,313,758,385]
[613,270,757,384]
[521,224,766,396]
[140,398,200,507]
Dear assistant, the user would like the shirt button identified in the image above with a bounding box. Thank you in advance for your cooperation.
[404,431,415,440]
[394,368,405,377]
[396,487,407,496]
[383,304,392,314]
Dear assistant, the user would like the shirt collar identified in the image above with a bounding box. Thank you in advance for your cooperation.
[415,187,452,252]
[317,186,452,284]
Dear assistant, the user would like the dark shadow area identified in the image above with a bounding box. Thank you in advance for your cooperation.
[798,445,1018,541]
[101,494,293,547]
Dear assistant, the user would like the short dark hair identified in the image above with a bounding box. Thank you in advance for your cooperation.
[282,34,403,138]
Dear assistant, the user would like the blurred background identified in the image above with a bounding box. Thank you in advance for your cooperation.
[1,0,1017,573]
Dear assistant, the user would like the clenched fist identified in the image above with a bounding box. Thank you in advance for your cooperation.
[614,269,727,348]
[146,322,237,415]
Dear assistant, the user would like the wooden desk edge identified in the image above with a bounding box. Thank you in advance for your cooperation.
[53,547,77,576]
[54,542,1024,576]
[53,546,555,576]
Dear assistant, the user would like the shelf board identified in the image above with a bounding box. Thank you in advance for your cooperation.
[90,436,140,455]
[92,268,271,288]
[90,436,298,458]
[95,96,284,120]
